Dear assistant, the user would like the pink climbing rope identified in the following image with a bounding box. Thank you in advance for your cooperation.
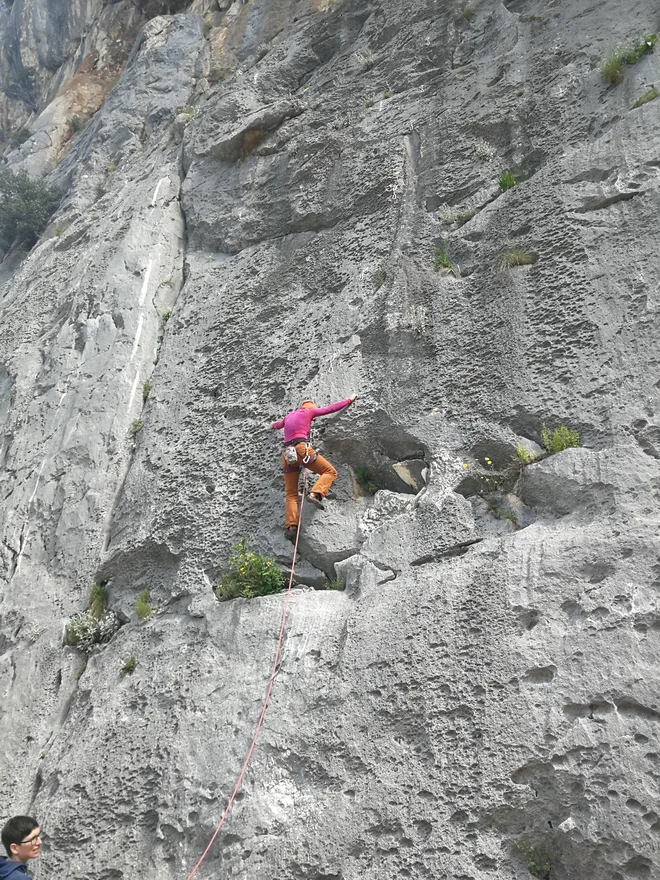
[183,472,308,880]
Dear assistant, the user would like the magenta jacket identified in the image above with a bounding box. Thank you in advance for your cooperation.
[271,399,353,443]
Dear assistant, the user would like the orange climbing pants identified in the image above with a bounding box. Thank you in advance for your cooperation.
[281,443,337,528]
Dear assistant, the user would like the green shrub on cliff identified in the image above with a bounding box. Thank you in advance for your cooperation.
[541,424,580,454]
[513,839,554,879]
[601,34,657,84]
[215,538,285,601]
[0,168,61,253]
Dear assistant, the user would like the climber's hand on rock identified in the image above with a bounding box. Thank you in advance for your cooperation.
[349,393,357,402]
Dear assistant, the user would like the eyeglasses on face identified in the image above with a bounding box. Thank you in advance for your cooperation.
[19,833,42,846]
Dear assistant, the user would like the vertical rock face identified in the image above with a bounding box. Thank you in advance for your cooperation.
[1,1,660,879]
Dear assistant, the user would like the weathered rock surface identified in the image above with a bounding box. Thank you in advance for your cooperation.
[1,1,660,879]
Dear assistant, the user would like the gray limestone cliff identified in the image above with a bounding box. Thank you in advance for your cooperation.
[1,1,659,879]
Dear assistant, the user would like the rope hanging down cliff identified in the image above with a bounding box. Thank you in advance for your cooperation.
[183,474,308,880]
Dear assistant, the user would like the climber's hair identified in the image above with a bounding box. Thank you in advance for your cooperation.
[1,816,39,855]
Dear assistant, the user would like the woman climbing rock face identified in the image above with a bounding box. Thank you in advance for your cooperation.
[271,394,357,540]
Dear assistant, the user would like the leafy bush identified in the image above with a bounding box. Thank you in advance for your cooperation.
[374,269,386,289]
[474,139,496,161]
[601,34,657,84]
[64,610,120,653]
[215,538,285,601]
[69,115,87,135]
[135,589,153,620]
[0,167,61,253]
[120,652,137,678]
[633,86,659,107]
[498,169,516,191]
[10,128,31,147]
[498,247,534,269]
[354,465,379,494]
[142,380,151,401]
[131,419,143,435]
[516,444,540,465]
[541,424,580,454]
[462,6,474,20]
[514,839,555,880]
[437,204,476,226]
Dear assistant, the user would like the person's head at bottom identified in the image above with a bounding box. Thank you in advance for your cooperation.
[1,817,42,872]
[300,400,316,409]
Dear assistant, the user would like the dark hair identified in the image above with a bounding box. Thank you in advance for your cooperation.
[1,817,39,856]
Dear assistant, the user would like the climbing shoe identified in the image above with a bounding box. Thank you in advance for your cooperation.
[308,492,325,510]
[284,526,298,542]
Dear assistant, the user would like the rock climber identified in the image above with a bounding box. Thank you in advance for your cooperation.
[0,817,42,880]
[271,395,357,540]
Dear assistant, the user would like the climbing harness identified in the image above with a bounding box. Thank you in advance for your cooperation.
[183,474,307,880]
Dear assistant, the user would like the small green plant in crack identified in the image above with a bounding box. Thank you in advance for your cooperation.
[513,839,555,880]
[516,444,540,465]
[498,169,517,191]
[89,582,108,620]
[498,247,534,269]
[354,465,379,495]
[462,6,474,20]
[383,90,393,98]
[633,86,659,108]
[158,307,172,325]
[142,380,151,401]
[374,268,386,289]
[325,576,346,591]
[120,652,137,678]
[434,241,455,272]
[601,34,657,85]
[130,419,143,436]
[215,538,286,601]
[135,589,154,620]
[541,424,580,454]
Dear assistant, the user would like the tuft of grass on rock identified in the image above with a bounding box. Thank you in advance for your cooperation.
[120,652,137,678]
[462,6,474,20]
[130,419,143,436]
[633,85,659,107]
[434,241,454,272]
[498,169,517,191]
[135,589,153,620]
[325,576,346,591]
[601,34,657,85]
[541,424,580,454]
[374,268,386,289]
[89,582,108,621]
[142,380,151,401]
[498,247,534,269]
